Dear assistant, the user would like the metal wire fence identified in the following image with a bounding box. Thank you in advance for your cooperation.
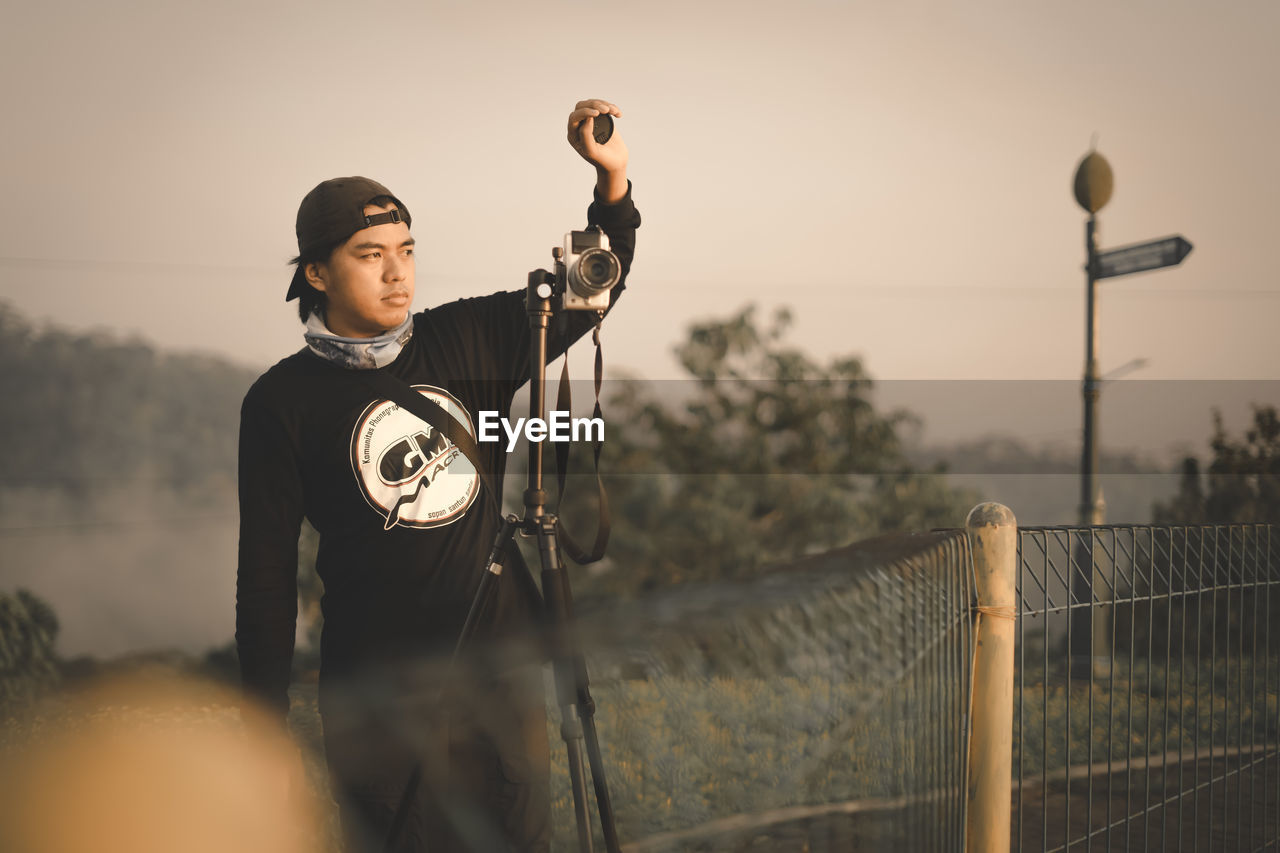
[1014,523,1280,852]
[0,520,986,853]
[564,528,977,852]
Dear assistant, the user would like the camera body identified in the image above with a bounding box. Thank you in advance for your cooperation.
[557,227,621,311]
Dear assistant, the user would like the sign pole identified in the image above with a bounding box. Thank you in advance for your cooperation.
[1070,151,1113,681]
[1080,214,1102,529]
[1067,148,1192,680]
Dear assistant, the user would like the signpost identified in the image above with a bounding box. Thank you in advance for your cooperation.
[1096,235,1193,279]
[1069,149,1193,681]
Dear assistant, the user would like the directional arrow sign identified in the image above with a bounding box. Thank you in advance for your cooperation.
[1096,235,1193,279]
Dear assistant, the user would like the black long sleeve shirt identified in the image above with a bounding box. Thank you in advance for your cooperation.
[236,184,640,723]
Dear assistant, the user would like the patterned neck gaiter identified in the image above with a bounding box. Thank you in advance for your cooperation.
[303,310,415,370]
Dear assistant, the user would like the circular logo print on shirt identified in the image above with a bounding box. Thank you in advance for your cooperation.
[349,385,480,530]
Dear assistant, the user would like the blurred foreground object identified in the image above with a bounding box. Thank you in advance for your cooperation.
[0,670,322,853]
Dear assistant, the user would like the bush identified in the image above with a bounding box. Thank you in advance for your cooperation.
[0,589,62,717]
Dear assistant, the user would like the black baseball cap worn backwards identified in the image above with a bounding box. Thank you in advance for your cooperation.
[287,176,412,301]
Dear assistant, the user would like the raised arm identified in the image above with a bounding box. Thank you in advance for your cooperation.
[547,98,640,360]
[567,98,628,203]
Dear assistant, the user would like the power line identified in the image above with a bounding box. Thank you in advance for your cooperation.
[0,514,238,536]
[639,282,1280,298]
[0,476,229,485]
[0,254,284,275]
[3,256,1278,296]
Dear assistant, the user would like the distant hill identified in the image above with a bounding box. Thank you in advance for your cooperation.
[0,303,261,660]
[0,302,256,496]
[906,435,1179,525]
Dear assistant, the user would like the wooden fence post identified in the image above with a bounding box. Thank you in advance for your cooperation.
[964,502,1017,853]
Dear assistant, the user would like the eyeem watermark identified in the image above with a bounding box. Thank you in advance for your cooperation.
[477,411,604,452]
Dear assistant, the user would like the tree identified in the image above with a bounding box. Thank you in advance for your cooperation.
[560,305,978,599]
[1154,404,1280,524]
[0,589,62,716]
[0,301,252,499]
[1118,404,1280,659]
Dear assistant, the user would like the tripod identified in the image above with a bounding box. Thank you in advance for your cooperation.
[383,269,621,853]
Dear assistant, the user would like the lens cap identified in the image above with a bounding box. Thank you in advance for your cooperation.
[593,113,614,145]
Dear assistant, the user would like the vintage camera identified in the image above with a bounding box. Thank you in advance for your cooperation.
[555,227,621,311]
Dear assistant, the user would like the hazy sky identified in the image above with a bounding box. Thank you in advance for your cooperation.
[2,0,1277,430]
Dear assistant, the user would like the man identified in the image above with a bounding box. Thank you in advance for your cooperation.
[236,98,639,852]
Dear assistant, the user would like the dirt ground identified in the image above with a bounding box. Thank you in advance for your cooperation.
[624,755,1280,852]
[1014,754,1279,852]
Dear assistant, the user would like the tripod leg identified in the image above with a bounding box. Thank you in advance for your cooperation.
[537,517,599,853]
[381,765,422,852]
[561,570,622,853]
[562,708,595,853]
[455,515,520,656]
[579,683,622,853]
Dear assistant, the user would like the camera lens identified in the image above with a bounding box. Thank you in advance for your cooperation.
[569,247,621,297]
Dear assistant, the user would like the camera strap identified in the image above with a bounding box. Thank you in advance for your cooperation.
[355,324,611,567]
[356,371,503,523]
[356,370,546,620]
[552,320,611,564]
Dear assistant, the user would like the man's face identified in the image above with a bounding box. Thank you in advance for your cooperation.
[305,203,415,337]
